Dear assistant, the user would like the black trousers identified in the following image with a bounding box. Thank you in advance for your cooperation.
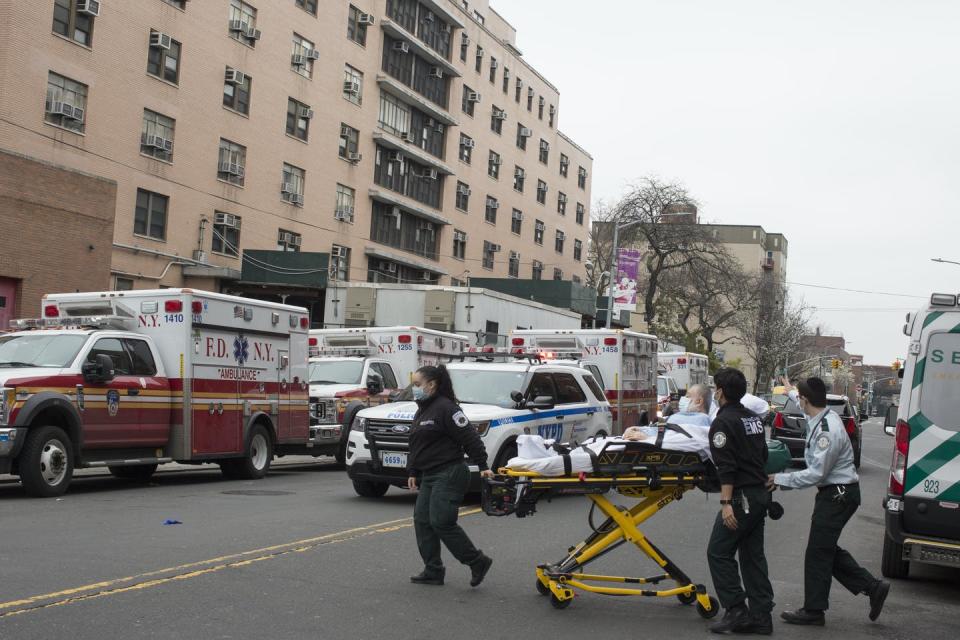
[707,485,775,615]
[804,484,876,611]
[413,462,482,575]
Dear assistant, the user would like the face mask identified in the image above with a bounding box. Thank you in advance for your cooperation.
[413,385,431,401]
[678,397,692,413]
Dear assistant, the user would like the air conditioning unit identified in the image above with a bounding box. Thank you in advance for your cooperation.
[399,131,413,142]
[491,59,499,69]
[278,230,293,243]
[298,106,314,119]
[550,105,556,115]
[219,161,244,177]
[493,109,506,120]
[77,0,100,16]
[347,152,362,163]
[340,125,352,137]
[424,10,435,22]
[215,212,240,228]
[72,107,85,122]
[281,182,296,194]
[528,87,535,97]
[291,54,307,66]
[288,193,304,206]
[289,234,302,247]
[462,138,475,149]
[487,200,499,209]
[491,157,502,166]
[343,80,361,95]
[516,78,523,89]
[149,31,172,50]
[388,151,404,162]
[393,41,410,53]
[540,140,550,149]
[467,91,480,103]
[381,261,397,273]
[142,134,172,152]
[456,184,471,196]
[514,168,524,178]
[513,211,524,220]
[334,206,354,221]
[224,68,246,85]
[428,67,443,79]
[358,13,375,25]
[559,194,568,203]
[560,158,570,167]
[461,34,470,46]
[423,168,439,180]
[520,127,533,137]
[192,250,208,263]
[307,49,321,61]
[48,101,76,119]
[229,19,246,32]
[539,96,545,106]
[331,245,348,258]
[245,26,261,41]
[489,243,502,253]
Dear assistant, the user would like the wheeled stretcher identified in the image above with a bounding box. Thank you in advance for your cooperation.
[482,437,721,616]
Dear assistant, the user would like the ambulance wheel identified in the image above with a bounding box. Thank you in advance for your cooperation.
[677,590,697,605]
[696,596,720,619]
[108,464,158,482]
[221,425,272,480]
[352,479,389,498]
[881,534,910,579]
[550,593,572,610]
[536,579,550,596]
[19,426,74,498]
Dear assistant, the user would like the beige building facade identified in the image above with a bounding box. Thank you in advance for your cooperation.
[0,0,592,313]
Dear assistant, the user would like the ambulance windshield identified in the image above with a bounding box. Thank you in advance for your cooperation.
[309,360,364,385]
[0,334,88,368]
[448,369,526,407]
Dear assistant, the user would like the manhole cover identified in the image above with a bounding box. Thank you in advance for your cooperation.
[221,490,295,496]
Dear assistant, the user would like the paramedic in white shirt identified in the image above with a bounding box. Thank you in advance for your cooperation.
[667,384,713,428]
[710,391,769,422]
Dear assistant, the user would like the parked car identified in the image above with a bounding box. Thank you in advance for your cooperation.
[770,394,862,469]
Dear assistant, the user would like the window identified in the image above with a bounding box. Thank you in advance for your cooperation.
[555,229,565,254]
[526,373,556,402]
[473,10,485,24]
[44,72,87,133]
[482,240,495,269]
[347,5,369,46]
[502,67,510,93]
[134,189,167,240]
[578,166,587,189]
[511,209,523,235]
[339,124,360,160]
[516,123,528,150]
[453,230,466,260]
[583,371,606,399]
[489,57,497,83]
[527,87,534,111]
[458,133,473,164]
[115,277,134,291]
[228,0,259,46]
[147,30,181,84]
[532,260,543,280]
[291,33,316,78]
[331,245,351,280]
[343,65,363,104]
[460,32,468,62]
[455,181,470,211]
[282,163,305,205]
[212,212,242,257]
[576,202,585,225]
[295,0,317,15]
[557,192,567,215]
[450,277,465,287]
[490,105,504,135]
[475,45,483,73]
[370,362,399,389]
[534,220,544,245]
[539,139,549,164]
[163,0,187,7]
[508,251,520,278]
[573,239,582,261]
[514,166,525,192]
[515,78,522,103]
[572,275,582,284]
[223,67,251,114]
[554,372,587,404]
[370,201,440,260]
[488,151,500,179]
[553,268,563,281]
[462,85,477,116]
[373,149,443,209]
[335,184,356,222]
[52,0,95,46]
[485,196,498,224]
[378,92,411,137]
[538,96,545,120]
[88,339,133,375]
[549,104,556,128]
[559,153,569,177]
[217,139,246,186]
[277,228,302,251]
[286,98,311,141]
[537,179,547,205]
[140,109,175,161]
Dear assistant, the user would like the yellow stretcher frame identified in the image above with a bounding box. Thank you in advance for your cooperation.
[498,468,720,616]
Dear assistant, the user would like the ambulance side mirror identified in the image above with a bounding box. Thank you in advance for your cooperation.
[883,406,898,436]
[82,354,115,383]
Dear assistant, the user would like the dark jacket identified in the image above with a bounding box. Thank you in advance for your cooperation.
[407,395,488,478]
[709,402,768,488]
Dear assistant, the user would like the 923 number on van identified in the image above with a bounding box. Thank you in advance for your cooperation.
[923,479,940,494]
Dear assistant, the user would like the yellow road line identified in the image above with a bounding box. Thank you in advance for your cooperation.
[0,508,481,619]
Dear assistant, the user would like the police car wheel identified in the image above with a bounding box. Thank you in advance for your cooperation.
[536,579,550,596]
[881,534,910,579]
[20,426,74,498]
[492,441,518,474]
[696,596,720,619]
[108,464,158,482]
[352,479,389,498]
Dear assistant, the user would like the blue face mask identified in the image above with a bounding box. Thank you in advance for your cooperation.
[412,386,430,401]
[678,397,692,413]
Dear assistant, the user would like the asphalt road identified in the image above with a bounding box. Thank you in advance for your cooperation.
[0,418,956,639]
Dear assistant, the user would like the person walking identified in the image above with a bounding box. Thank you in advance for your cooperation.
[407,365,494,587]
[707,368,775,635]
[770,377,890,626]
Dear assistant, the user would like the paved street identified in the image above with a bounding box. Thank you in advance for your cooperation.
[0,418,956,639]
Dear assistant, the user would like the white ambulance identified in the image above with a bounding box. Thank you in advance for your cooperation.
[0,289,309,497]
[658,351,710,393]
[306,327,469,461]
[509,329,659,434]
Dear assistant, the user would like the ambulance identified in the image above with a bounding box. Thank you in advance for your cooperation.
[881,293,960,578]
[657,351,710,393]
[509,329,658,434]
[0,289,309,497]
[306,327,469,461]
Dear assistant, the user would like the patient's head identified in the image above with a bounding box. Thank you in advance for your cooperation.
[680,384,711,414]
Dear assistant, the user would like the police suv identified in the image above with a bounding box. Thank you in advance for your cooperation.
[344,357,612,497]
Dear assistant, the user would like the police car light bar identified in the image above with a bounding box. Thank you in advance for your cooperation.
[10,315,132,331]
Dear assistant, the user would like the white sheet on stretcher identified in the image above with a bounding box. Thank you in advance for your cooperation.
[506,426,712,476]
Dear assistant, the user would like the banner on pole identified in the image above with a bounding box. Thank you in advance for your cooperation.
[612,248,641,314]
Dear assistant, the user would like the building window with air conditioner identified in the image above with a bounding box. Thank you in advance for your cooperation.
[502,66,510,93]
[527,87,534,111]
[555,230,565,254]
[277,229,302,252]
[343,65,364,104]
[576,202,585,225]
[44,72,87,133]
[462,85,477,117]
[557,191,567,216]
[475,45,484,73]
[217,139,246,186]
[140,110,175,162]
[229,0,260,47]
[223,66,252,115]
[532,259,543,280]
[549,104,556,128]
[538,96,545,120]
[560,153,569,177]
[511,209,523,235]
[553,267,563,281]
[574,239,583,261]
[378,93,410,137]
[291,33,317,78]
[490,105,505,135]
[147,30,181,84]
[537,179,548,205]
[295,0,317,16]
[488,151,500,179]
[516,123,529,150]
[53,0,97,47]
[489,57,498,83]
[286,98,312,141]
[335,184,356,223]
[281,163,306,206]
[482,241,496,270]
[212,212,242,257]
[539,139,550,164]
[515,77,523,103]
[338,124,361,161]
[458,133,473,164]
[455,181,470,212]
[534,219,544,245]
[453,230,466,260]
[578,166,588,189]
[485,196,498,225]
[347,5,370,46]
[330,245,351,280]
[514,166,525,192]
[133,188,168,241]
[508,251,520,278]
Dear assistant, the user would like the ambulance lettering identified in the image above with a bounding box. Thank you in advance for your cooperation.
[138,315,160,328]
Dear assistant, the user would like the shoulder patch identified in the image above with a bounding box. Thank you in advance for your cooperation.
[452,411,469,428]
[816,434,830,451]
[712,432,727,448]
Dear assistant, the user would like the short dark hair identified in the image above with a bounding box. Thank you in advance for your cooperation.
[714,367,747,404]
[797,377,827,408]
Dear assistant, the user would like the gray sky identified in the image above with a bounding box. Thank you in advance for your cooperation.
[498,0,960,365]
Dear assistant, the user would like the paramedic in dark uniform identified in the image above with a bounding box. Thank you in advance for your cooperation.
[706,368,775,635]
[406,365,494,587]
[771,377,890,626]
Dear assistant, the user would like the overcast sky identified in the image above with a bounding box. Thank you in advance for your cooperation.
[499,0,959,365]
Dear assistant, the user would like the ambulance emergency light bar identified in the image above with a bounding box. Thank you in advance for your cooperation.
[510,336,621,348]
[10,315,133,331]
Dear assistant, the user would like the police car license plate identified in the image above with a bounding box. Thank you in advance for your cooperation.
[381,452,407,468]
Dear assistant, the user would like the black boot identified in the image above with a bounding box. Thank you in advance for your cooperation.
[469,554,493,587]
[711,605,750,634]
[410,569,444,586]
[867,579,890,621]
[732,612,773,635]
[780,608,825,626]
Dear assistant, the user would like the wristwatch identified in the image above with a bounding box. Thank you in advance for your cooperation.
[719,499,734,506]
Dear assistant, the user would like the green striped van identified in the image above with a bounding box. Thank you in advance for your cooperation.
[882,293,960,578]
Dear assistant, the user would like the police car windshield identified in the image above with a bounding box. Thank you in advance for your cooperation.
[0,334,88,368]
[448,369,526,407]
[309,360,363,384]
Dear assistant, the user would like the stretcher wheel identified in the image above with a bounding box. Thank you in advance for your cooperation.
[696,596,720,619]
[676,591,697,605]
[550,593,572,610]
[536,580,550,596]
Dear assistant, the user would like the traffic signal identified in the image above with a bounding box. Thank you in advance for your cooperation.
[831,358,841,370]
[892,359,902,371]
